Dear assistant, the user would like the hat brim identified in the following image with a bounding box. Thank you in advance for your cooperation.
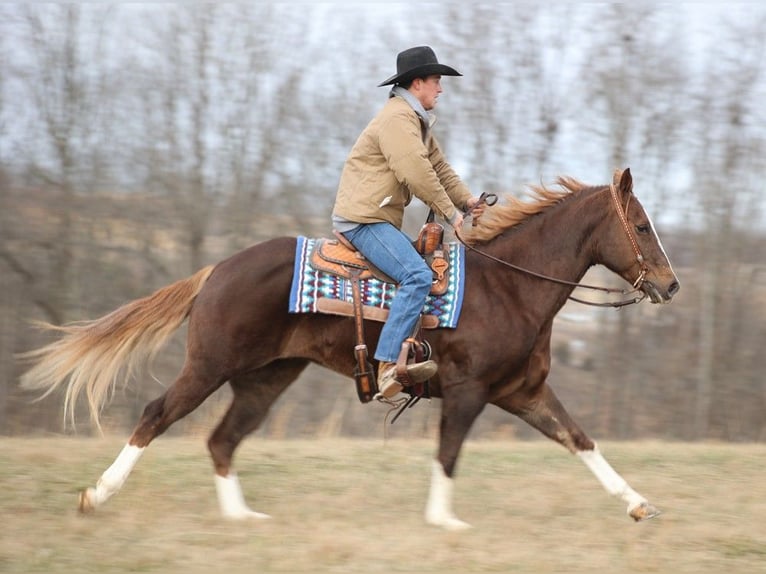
[378,63,462,87]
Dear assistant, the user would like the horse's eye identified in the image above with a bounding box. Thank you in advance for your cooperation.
[636,223,650,234]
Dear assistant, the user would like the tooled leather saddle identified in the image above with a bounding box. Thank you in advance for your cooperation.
[311,228,450,295]
[309,222,448,403]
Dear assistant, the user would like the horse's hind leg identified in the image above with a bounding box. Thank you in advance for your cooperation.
[79,361,226,513]
[208,358,309,519]
[494,382,660,522]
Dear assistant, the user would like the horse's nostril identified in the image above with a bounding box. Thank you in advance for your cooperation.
[668,281,680,296]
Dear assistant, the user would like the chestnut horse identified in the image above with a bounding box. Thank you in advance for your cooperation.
[21,168,679,530]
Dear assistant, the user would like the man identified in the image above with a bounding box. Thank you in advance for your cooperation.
[332,46,483,399]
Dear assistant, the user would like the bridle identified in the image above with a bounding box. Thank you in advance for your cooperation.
[606,182,649,290]
[456,186,650,308]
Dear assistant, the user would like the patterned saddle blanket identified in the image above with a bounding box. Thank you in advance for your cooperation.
[288,236,466,329]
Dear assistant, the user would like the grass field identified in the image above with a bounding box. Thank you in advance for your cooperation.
[1,437,765,573]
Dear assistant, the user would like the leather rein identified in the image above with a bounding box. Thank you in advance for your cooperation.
[455,186,649,309]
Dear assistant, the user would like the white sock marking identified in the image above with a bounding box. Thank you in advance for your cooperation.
[90,444,144,506]
[425,460,471,531]
[578,446,646,511]
[215,473,270,520]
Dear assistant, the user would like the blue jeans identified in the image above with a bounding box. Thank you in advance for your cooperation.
[343,222,432,363]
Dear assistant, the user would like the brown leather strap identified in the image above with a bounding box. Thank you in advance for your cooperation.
[314,298,440,328]
[332,229,358,252]
[395,340,414,386]
[349,268,376,402]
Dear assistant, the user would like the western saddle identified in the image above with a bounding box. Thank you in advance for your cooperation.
[309,221,449,403]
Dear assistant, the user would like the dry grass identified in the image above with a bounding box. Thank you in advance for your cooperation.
[1,437,765,573]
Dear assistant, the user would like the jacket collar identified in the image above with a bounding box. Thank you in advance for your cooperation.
[390,86,437,131]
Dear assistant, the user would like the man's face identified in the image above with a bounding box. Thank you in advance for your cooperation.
[411,75,443,111]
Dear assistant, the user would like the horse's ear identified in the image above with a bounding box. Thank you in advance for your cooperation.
[614,167,633,194]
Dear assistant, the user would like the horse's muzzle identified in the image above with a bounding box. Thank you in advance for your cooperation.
[642,278,680,304]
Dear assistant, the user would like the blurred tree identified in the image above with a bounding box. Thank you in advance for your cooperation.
[575,4,690,438]
[0,5,113,322]
[441,4,550,192]
[689,15,766,440]
[137,4,218,273]
[0,5,120,432]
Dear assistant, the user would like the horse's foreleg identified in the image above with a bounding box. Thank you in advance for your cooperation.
[495,383,660,521]
[577,445,660,521]
[427,383,487,531]
[214,473,270,520]
[208,359,308,519]
[79,364,225,513]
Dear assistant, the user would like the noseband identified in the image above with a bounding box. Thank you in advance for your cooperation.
[457,184,650,308]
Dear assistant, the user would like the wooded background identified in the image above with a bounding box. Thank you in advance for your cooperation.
[0,4,764,441]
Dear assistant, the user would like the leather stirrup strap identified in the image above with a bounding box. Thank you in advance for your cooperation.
[394,327,425,387]
[350,268,376,402]
[332,229,357,252]
[394,341,415,386]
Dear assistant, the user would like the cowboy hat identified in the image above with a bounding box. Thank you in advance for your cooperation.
[378,46,462,87]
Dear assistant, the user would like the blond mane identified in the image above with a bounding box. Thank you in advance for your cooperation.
[462,176,599,245]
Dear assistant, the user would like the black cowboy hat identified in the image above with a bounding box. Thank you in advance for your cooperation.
[378,46,462,87]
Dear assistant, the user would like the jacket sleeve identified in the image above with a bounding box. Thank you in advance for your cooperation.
[378,110,461,222]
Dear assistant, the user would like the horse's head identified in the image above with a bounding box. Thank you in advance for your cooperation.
[598,168,680,304]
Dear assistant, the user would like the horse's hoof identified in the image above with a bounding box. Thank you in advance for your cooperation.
[629,501,661,522]
[443,517,473,531]
[223,510,272,520]
[426,515,473,531]
[78,488,96,514]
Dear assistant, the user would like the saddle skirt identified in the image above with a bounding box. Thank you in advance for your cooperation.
[288,236,466,329]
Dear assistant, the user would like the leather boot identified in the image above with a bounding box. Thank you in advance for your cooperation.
[376,360,438,399]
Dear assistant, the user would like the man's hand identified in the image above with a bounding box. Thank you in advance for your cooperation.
[466,196,487,220]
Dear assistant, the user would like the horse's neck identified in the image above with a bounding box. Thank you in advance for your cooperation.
[487,196,599,309]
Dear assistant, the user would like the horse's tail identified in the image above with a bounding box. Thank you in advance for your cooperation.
[19,265,216,431]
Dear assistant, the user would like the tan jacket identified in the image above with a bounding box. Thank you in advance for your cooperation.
[333,95,472,229]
